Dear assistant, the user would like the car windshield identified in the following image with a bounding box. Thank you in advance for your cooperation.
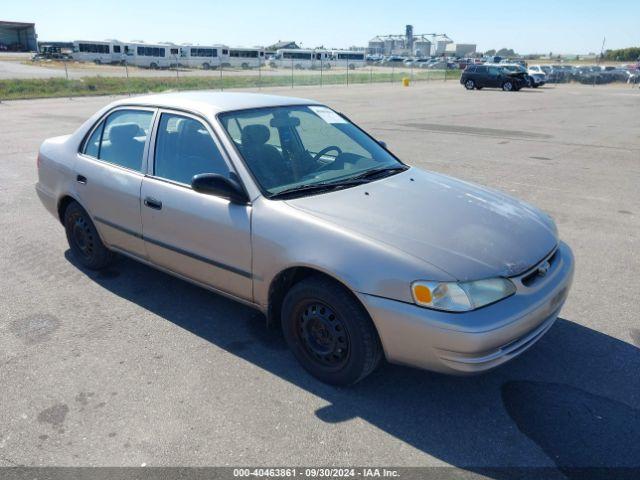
[219,105,405,197]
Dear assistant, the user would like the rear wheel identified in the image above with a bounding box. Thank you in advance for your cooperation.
[281,276,382,385]
[502,81,514,91]
[464,79,476,90]
[150,62,158,69]
[202,63,210,70]
[64,201,114,270]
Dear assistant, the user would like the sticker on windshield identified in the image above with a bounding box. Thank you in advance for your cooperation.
[309,106,347,124]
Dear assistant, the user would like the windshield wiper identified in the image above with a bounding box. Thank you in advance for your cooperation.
[347,165,408,182]
[269,166,408,200]
[269,181,360,199]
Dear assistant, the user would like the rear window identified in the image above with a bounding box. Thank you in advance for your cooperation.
[465,65,476,72]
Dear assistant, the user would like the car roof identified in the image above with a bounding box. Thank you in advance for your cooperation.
[111,91,318,117]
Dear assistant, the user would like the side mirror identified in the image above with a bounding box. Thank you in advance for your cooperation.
[378,140,387,149]
[191,173,249,204]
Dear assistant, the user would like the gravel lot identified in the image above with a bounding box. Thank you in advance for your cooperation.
[1,82,639,474]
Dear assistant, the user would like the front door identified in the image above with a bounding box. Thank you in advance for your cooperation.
[140,110,252,300]
[75,107,156,258]
[487,66,503,88]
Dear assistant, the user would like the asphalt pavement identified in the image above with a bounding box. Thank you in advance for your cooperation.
[0,81,639,475]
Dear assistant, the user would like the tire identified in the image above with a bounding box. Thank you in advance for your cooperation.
[202,63,210,70]
[150,62,158,69]
[281,276,382,386]
[502,81,514,91]
[94,59,102,65]
[464,79,475,90]
[64,201,114,270]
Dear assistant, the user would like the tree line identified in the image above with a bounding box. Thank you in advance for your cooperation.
[603,47,640,61]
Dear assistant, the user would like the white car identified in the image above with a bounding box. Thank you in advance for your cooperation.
[527,67,547,87]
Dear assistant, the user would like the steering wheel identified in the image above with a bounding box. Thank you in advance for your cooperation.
[313,145,342,163]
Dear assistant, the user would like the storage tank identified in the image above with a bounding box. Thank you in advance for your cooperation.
[414,39,432,57]
[368,37,385,55]
[383,38,396,55]
[435,39,452,56]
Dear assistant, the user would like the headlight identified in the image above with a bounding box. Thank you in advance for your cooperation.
[411,278,516,312]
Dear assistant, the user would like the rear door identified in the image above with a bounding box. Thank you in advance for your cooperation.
[75,107,156,258]
[474,66,488,86]
[140,110,252,300]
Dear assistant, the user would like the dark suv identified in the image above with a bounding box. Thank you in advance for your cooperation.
[460,65,528,91]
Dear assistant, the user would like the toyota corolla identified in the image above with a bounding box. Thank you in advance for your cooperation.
[35,92,574,385]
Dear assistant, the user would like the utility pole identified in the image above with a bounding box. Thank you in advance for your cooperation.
[598,36,606,64]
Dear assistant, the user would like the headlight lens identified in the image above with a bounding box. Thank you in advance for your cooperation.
[411,278,516,312]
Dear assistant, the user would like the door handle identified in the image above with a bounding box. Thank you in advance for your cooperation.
[76,175,87,184]
[144,197,162,210]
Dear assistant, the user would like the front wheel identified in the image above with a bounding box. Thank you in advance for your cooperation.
[64,201,114,270]
[464,79,476,90]
[281,277,382,385]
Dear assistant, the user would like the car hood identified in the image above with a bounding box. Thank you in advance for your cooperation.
[285,168,558,281]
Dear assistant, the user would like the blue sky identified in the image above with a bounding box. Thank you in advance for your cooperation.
[5,0,639,54]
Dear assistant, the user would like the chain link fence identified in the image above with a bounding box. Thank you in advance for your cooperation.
[3,55,640,101]
[1,56,464,100]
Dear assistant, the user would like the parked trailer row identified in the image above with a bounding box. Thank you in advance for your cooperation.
[71,40,265,69]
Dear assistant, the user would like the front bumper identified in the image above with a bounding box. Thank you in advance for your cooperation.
[357,241,574,375]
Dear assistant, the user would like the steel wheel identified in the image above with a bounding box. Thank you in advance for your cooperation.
[69,212,95,262]
[503,81,514,91]
[281,276,382,385]
[64,201,114,270]
[296,301,350,370]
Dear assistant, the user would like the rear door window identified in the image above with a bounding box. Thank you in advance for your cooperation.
[97,109,154,172]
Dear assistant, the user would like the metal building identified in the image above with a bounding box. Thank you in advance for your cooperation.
[444,43,477,57]
[0,20,38,51]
